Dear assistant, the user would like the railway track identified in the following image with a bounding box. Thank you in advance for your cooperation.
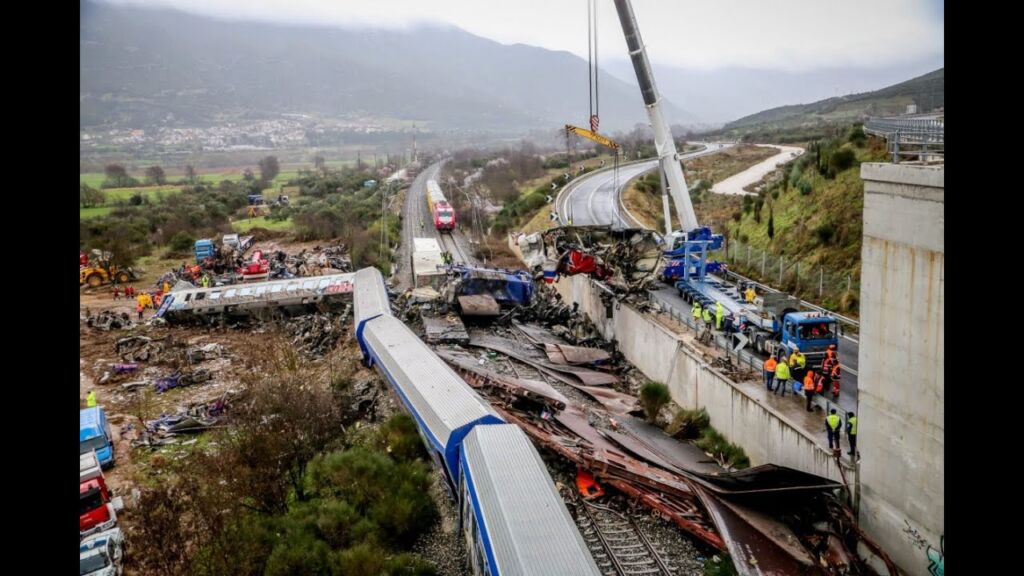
[577,500,674,576]
[438,231,471,265]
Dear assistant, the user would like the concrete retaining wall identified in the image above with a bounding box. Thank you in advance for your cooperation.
[857,163,944,576]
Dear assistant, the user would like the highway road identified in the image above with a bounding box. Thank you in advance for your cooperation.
[557,142,733,227]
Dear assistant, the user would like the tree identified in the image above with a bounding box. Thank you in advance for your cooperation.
[102,163,136,188]
[313,155,326,174]
[767,208,775,240]
[80,183,106,208]
[184,165,198,185]
[145,165,166,185]
[639,382,671,424]
[258,156,280,183]
[243,168,256,182]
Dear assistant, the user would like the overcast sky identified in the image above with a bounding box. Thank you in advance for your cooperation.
[100,0,943,72]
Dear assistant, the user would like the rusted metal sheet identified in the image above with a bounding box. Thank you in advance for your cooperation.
[544,343,612,366]
[694,484,824,576]
[468,336,619,386]
[436,350,569,411]
[571,385,638,415]
[512,321,565,346]
[617,416,726,476]
[691,464,844,496]
[458,294,500,316]
[421,313,469,345]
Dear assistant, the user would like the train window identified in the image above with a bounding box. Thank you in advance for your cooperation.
[224,289,237,298]
[302,280,316,290]
[286,283,299,292]
[209,292,221,300]
[184,294,192,302]
[269,284,284,293]
[255,286,267,295]
[238,287,253,297]
[195,293,205,301]
[318,278,332,289]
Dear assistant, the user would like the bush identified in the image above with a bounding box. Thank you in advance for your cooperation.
[639,382,671,423]
[665,407,710,439]
[797,180,813,196]
[829,148,857,173]
[695,428,750,469]
[815,222,836,244]
[168,231,195,253]
[129,193,144,206]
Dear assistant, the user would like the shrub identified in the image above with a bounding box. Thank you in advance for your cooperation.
[815,222,836,244]
[639,382,672,423]
[829,148,857,173]
[168,231,195,253]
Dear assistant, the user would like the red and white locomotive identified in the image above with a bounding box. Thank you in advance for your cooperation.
[426,179,456,232]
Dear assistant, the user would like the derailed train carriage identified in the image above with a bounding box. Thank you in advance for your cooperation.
[352,266,600,575]
[156,273,355,324]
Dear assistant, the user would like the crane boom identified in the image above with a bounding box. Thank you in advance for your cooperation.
[612,0,698,234]
[565,124,620,150]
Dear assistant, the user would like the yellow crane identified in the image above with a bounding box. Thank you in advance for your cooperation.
[564,124,619,150]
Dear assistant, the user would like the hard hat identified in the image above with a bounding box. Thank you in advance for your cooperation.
[793,346,800,352]
[828,344,837,350]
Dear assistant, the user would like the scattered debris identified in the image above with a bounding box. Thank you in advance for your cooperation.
[86,310,134,331]
[422,313,470,345]
[155,368,213,393]
[116,336,168,363]
[284,311,345,358]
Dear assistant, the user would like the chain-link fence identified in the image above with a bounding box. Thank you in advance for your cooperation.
[722,238,860,324]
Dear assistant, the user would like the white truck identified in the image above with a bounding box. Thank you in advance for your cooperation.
[412,237,446,289]
[222,234,254,254]
[80,527,125,576]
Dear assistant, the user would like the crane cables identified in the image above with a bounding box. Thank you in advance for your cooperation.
[587,0,600,133]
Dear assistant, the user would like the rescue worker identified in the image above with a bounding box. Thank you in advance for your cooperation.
[745,286,756,303]
[789,347,807,382]
[691,300,702,328]
[137,302,144,320]
[163,281,171,294]
[153,292,162,308]
[715,301,724,330]
[774,358,791,397]
[112,285,121,300]
[826,408,842,450]
[803,370,817,412]
[763,355,777,392]
[846,412,858,458]
[700,306,714,343]
[86,389,97,408]
[829,362,842,400]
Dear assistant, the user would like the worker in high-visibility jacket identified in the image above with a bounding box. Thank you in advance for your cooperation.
[803,370,817,412]
[829,363,842,400]
[745,286,756,303]
[826,408,842,450]
[774,359,791,397]
[691,301,702,326]
[715,301,724,330]
[789,348,807,382]
[846,412,858,458]
[701,307,713,330]
[86,390,97,408]
[763,356,777,392]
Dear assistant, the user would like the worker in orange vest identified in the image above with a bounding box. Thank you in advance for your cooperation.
[829,363,842,400]
[803,370,817,412]
[763,356,778,392]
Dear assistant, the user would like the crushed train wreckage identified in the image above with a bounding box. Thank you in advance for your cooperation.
[518,225,664,293]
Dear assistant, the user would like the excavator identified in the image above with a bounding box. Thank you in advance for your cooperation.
[80,250,141,288]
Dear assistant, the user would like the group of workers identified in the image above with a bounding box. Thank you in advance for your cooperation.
[112,282,173,320]
[763,344,856,458]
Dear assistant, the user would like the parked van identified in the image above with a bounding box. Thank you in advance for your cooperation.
[80,407,115,468]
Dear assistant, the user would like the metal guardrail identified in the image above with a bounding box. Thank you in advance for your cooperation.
[864,117,944,163]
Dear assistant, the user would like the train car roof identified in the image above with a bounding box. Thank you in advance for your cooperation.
[362,315,502,475]
[353,267,391,326]
[461,425,602,576]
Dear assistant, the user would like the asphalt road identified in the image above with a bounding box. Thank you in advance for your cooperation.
[557,142,733,227]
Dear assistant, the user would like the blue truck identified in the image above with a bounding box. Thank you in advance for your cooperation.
[194,239,216,263]
[660,226,838,363]
[80,407,115,469]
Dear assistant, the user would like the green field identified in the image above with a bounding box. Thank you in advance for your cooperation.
[231,217,294,232]
[80,206,114,220]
